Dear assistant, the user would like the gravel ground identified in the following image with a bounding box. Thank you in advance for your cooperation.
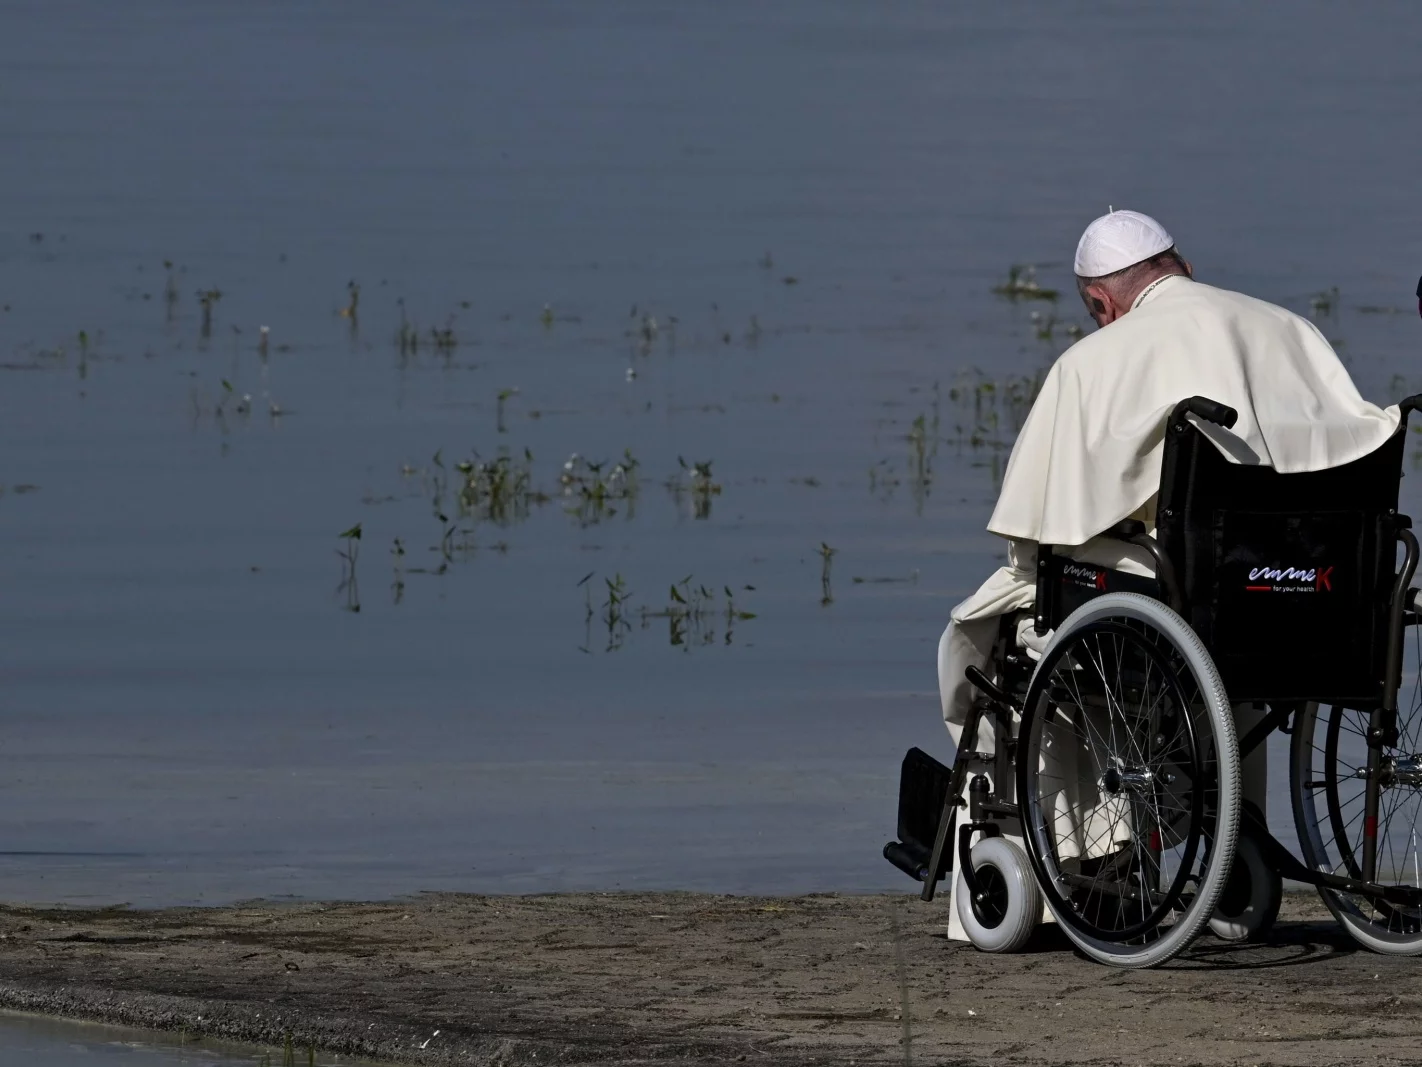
[0,891,1416,1066]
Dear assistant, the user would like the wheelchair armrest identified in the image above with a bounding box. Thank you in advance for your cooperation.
[1095,520,1185,614]
[1104,519,1147,541]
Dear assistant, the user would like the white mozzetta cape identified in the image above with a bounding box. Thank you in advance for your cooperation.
[987,275,1401,548]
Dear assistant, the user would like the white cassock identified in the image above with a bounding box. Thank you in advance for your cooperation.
[939,274,1400,937]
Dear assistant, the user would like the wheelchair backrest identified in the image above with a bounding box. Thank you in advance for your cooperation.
[1156,413,1408,704]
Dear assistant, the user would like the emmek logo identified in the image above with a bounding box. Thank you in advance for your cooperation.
[1245,565,1334,593]
[1062,563,1106,590]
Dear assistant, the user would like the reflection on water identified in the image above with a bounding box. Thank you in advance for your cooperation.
[0,1,1420,905]
[0,1011,359,1066]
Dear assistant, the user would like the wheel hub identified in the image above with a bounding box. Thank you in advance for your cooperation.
[1100,760,1153,794]
[1382,755,1422,789]
[971,863,1010,929]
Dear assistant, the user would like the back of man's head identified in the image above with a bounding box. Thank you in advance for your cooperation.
[1074,209,1191,327]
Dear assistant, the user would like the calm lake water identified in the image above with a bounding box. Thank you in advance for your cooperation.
[0,1011,362,1066]
[0,1,1421,919]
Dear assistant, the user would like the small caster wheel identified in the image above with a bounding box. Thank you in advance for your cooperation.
[1210,832,1281,942]
[956,837,1041,953]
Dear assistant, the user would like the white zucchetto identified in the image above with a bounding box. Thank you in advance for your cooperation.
[1074,209,1174,277]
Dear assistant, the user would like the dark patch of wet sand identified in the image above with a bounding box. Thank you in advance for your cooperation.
[0,891,1410,1066]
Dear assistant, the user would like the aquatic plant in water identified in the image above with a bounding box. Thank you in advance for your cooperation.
[1310,287,1339,318]
[819,542,836,606]
[946,368,1044,452]
[577,571,632,652]
[992,264,1058,301]
[560,450,640,526]
[336,523,361,612]
[580,572,756,651]
[666,458,721,520]
[457,448,542,524]
[197,286,223,339]
[643,576,757,648]
[341,280,360,331]
[496,388,519,433]
[390,536,406,605]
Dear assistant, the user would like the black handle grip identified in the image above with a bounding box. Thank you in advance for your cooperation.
[1183,395,1238,429]
[1400,394,1422,418]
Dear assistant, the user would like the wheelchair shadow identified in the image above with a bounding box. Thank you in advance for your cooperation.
[1021,921,1359,969]
[1173,922,1360,969]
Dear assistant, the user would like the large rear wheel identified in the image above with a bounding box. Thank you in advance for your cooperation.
[1291,701,1422,953]
[1017,593,1240,967]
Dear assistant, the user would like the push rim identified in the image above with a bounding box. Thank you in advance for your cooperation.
[1019,619,1212,945]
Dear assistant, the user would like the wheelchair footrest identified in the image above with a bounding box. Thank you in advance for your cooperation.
[883,746,954,884]
[883,839,934,882]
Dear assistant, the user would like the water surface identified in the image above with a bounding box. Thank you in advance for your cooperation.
[0,1010,358,1066]
[0,2,1420,906]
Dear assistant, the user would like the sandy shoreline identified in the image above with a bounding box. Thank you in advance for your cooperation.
[0,890,1414,1066]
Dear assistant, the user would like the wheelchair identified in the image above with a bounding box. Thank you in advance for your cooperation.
[885,394,1422,967]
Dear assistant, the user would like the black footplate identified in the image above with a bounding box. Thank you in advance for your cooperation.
[883,747,951,883]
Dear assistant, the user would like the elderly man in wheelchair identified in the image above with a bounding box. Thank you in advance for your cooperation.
[884,210,1422,967]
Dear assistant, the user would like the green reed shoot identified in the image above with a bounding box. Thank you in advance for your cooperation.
[431,321,457,353]
[604,573,632,650]
[197,287,223,339]
[668,457,722,520]
[337,523,361,612]
[391,536,406,606]
[819,542,836,606]
[396,298,419,356]
[341,280,360,330]
[638,576,757,648]
[163,259,179,321]
[496,388,519,433]
[579,571,595,621]
[943,368,1044,459]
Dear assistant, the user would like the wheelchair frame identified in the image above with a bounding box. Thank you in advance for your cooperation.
[886,393,1422,945]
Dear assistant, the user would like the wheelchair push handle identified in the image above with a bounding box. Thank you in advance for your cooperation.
[1178,395,1239,429]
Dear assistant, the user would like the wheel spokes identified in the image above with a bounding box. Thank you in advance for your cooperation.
[1023,621,1210,944]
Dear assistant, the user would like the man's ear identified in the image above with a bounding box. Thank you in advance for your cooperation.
[1084,283,1122,324]
[1182,258,1194,278]
[1083,283,1105,315]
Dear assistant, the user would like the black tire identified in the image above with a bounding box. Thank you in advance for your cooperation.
[1016,594,1240,967]
[1291,702,1422,954]
[1209,830,1282,942]
[955,837,1041,953]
